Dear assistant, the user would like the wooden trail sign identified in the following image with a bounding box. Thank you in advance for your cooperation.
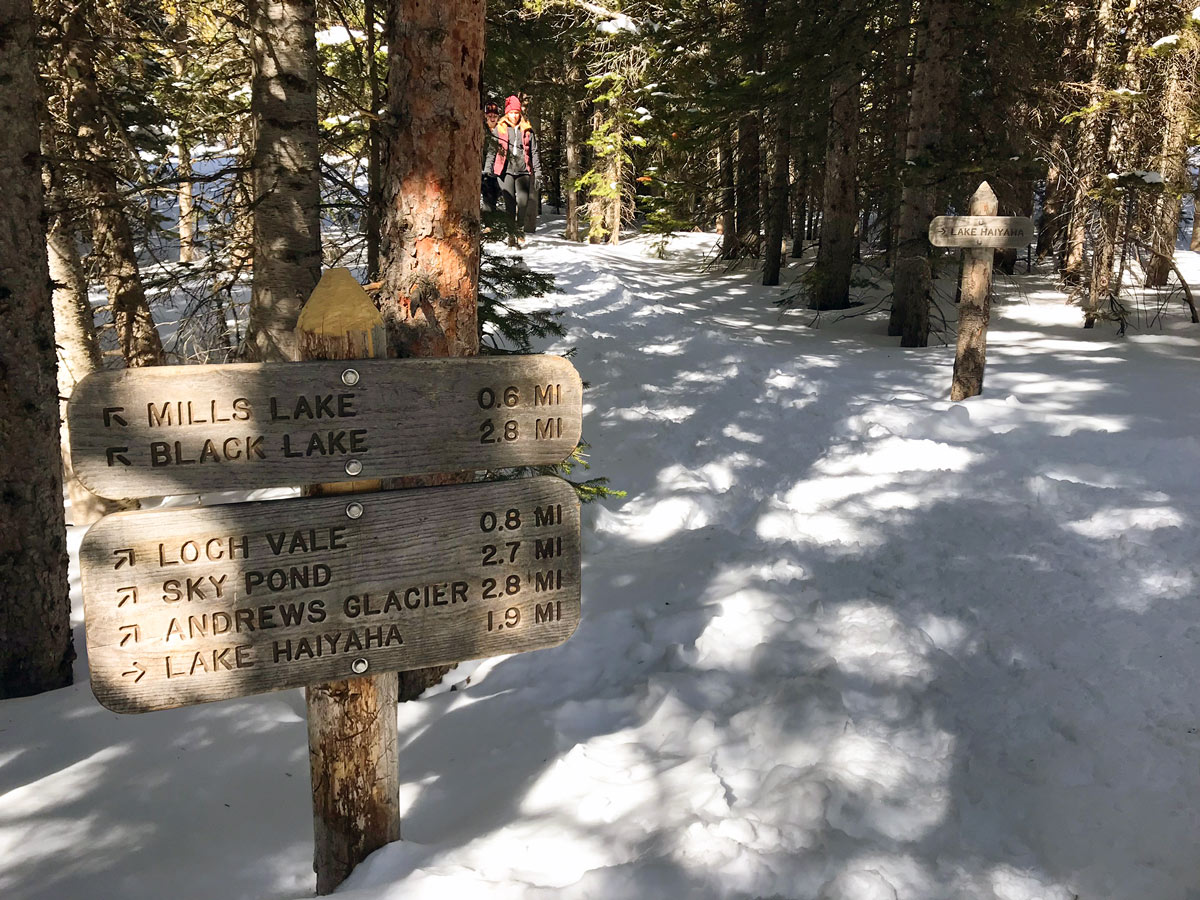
[80,476,581,713]
[67,355,582,499]
[947,182,1000,401]
[929,214,1034,249]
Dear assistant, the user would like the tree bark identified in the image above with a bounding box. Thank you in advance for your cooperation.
[993,178,1032,276]
[1062,0,1118,285]
[365,0,382,279]
[883,0,914,267]
[525,103,541,234]
[45,173,121,526]
[789,136,808,258]
[809,69,860,310]
[380,0,484,699]
[178,138,197,263]
[1145,52,1193,287]
[1037,135,1067,260]
[719,136,738,258]
[1193,189,1200,252]
[888,0,956,345]
[1085,188,1122,327]
[381,0,482,356]
[564,63,584,241]
[246,0,323,362]
[587,108,608,244]
[0,0,75,698]
[59,0,163,368]
[762,113,791,286]
[604,104,623,245]
[735,113,761,255]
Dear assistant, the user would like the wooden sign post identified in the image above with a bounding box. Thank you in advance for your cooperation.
[298,269,399,894]
[70,268,586,895]
[929,183,1034,401]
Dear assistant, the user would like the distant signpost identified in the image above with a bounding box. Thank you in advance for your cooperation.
[68,356,582,498]
[80,477,580,713]
[932,183,1035,401]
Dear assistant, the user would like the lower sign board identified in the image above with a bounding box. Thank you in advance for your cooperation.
[67,356,582,499]
[929,215,1035,249]
[80,477,581,713]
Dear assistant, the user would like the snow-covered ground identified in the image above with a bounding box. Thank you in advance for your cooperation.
[5,230,1200,900]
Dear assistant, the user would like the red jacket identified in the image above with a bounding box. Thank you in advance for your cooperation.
[489,122,540,178]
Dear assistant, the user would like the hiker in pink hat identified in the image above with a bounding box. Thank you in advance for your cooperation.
[484,95,541,233]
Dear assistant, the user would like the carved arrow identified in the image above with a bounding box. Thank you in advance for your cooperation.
[117,586,138,607]
[105,447,131,466]
[122,662,146,683]
[113,548,135,569]
[103,407,128,427]
[119,624,140,646]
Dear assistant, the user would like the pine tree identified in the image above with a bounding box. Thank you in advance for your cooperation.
[0,0,74,698]
[245,0,323,360]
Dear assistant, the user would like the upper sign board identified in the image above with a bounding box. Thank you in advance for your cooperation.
[80,476,581,713]
[929,216,1035,249]
[68,356,582,498]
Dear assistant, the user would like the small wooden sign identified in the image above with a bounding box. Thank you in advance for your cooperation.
[67,356,582,499]
[929,215,1034,249]
[81,476,581,713]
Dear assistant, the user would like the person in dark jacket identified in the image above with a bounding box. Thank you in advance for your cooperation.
[481,100,501,214]
[484,95,541,232]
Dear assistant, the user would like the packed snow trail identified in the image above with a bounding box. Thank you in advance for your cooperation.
[3,230,1200,900]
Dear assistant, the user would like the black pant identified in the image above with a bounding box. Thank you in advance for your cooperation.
[499,173,531,225]
[482,174,500,214]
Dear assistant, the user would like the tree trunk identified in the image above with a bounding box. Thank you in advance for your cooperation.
[1062,0,1118,285]
[603,102,623,245]
[365,0,382,279]
[178,138,197,263]
[245,0,322,362]
[884,0,914,267]
[809,70,860,310]
[525,104,541,234]
[1085,189,1121,326]
[1145,53,1192,287]
[1037,137,1067,260]
[380,0,485,699]
[762,113,791,286]
[587,108,608,244]
[1193,189,1200,252]
[736,113,761,255]
[888,0,956,345]
[994,178,1032,276]
[59,0,163,368]
[789,136,808,258]
[564,76,583,241]
[719,137,738,258]
[45,175,121,526]
[549,104,563,212]
[0,0,75,698]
